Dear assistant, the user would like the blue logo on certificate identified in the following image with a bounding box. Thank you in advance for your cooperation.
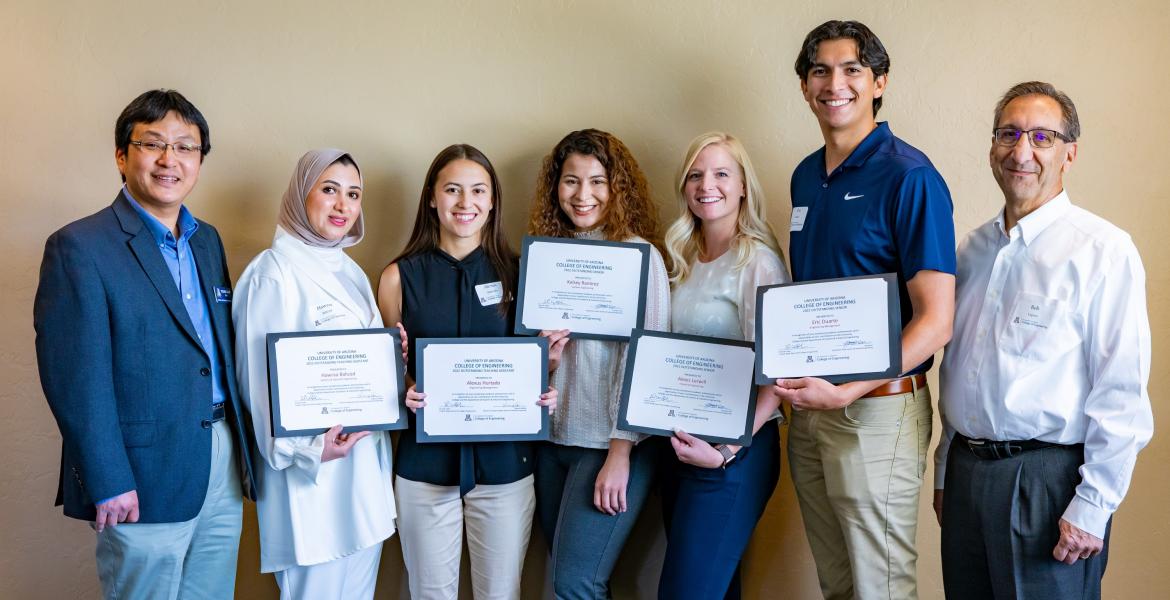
[214,286,232,303]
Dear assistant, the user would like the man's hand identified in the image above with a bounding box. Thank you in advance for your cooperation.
[671,429,726,469]
[95,490,139,533]
[1052,518,1104,564]
[321,424,371,462]
[540,329,571,372]
[933,489,944,526]
[774,377,853,411]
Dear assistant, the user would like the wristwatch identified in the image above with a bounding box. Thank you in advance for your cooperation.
[714,444,738,468]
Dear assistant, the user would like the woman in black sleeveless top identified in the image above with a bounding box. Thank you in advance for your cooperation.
[377,144,556,600]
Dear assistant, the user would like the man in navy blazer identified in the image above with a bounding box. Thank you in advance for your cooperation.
[34,89,257,600]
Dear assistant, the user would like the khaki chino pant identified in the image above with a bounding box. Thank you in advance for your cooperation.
[95,420,243,600]
[395,474,535,600]
[788,385,932,600]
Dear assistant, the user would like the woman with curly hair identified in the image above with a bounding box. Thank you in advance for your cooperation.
[528,128,670,599]
[658,132,788,599]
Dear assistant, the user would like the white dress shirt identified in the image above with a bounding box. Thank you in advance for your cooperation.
[936,191,1152,538]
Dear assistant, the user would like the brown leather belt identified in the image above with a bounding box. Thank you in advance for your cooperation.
[861,373,927,398]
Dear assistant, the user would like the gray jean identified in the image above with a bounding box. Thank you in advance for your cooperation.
[535,442,657,600]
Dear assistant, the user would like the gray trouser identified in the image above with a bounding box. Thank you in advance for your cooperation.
[941,434,1109,600]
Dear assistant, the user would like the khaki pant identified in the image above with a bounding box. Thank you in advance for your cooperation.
[788,385,932,600]
[395,474,535,600]
[95,420,243,600]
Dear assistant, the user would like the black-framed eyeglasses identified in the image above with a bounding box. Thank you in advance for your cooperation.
[992,127,1072,149]
[129,139,202,157]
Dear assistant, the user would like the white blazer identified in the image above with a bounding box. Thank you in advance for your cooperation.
[233,226,396,573]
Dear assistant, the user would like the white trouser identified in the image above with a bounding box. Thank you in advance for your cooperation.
[95,420,243,600]
[274,541,383,600]
[395,474,535,600]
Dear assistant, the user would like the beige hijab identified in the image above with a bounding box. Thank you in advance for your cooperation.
[278,148,365,248]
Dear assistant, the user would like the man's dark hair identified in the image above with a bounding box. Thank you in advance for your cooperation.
[794,20,891,115]
[993,81,1081,142]
[114,89,211,158]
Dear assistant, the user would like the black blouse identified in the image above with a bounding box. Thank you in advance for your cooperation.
[396,247,532,492]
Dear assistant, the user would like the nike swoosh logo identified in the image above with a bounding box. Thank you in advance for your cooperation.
[844,193,864,200]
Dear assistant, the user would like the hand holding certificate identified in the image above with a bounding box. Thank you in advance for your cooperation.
[754,274,902,384]
[416,337,549,442]
[266,328,407,437]
[515,236,650,340]
[618,330,757,446]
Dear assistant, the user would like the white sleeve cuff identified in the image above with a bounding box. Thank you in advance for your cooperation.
[934,434,953,489]
[272,434,326,483]
[1062,495,1111,539]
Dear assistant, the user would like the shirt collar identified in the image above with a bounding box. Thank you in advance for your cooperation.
[122,185,198,246]
[997,190,1071,246]
[839,121,892,171]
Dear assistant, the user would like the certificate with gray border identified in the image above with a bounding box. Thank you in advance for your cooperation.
[416,337,549,443]
[515,236,650,341]
[754,274,902,385]
[267,328,407,437]
[617,329,757,446]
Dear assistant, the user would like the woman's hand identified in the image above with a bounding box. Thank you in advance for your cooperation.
[395,321,409,372]
[321,424,371,462]
[671,429,727,469]
[594,443,632,515]
[539,329,571,372]
[537,385,558,414]
[405,384,426,413]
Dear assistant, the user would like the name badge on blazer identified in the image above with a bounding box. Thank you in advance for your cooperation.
[214,286,232,303]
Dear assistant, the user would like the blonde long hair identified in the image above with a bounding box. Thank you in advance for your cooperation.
[664,132,782,284]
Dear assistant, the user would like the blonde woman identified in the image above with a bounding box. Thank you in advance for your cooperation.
[658,133,789,599]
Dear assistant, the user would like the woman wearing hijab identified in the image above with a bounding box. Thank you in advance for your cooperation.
[233,149,396,600]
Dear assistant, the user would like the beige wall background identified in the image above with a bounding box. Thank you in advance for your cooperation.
[2,0,1166,598]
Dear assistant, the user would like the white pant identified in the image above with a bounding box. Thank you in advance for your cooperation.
[395,474,535,600]
[95,420,243,600]
[274,541,383,600]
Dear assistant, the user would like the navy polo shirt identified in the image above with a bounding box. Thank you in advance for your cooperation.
[788,122,956,375]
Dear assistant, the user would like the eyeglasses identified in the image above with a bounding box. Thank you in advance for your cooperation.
[129,139,203,157]
[992,127,1072,149]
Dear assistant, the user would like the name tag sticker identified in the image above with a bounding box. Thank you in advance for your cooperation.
[1010,298,1056,329]
[214,286,232,303]
[475,281,504,306]
[790,206,809,232]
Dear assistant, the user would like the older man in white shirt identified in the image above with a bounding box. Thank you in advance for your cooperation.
[934,81,1152,600]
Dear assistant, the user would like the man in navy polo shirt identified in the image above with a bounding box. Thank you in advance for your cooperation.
[773,20,956,600]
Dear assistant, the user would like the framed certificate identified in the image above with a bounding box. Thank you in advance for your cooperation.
[416,337,549,443]
[617,330,757,446]
[515,236,650,341]
[266,328,407,437]
[754,274,902,384]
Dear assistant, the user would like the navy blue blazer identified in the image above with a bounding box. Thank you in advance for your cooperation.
[34,191,258,523]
